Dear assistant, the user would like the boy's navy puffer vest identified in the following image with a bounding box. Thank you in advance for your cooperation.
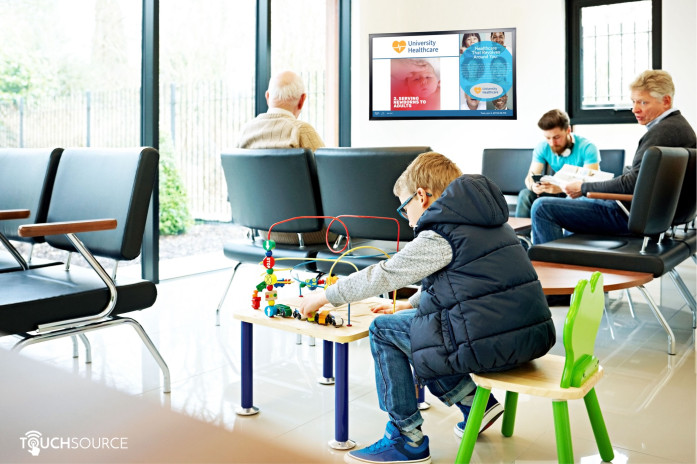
[410,174,556,380]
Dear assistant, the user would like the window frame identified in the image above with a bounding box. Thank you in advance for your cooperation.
[566,0,662,125]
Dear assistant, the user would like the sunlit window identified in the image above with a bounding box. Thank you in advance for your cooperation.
[567,0,661,124]
[580,1,652,109]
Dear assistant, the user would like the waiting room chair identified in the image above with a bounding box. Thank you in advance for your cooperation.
[669,148,696,256]
[528,146,693,354]
[216,148,330,325]
[481,148,534,215]
[598,149,626,178]
[0,147,170,392]
[456,272,613,464]
[311,147,428,275]
[0,148,63,272]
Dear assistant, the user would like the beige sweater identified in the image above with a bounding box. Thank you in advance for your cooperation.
[236,109,328,244]
[236,110,325,150]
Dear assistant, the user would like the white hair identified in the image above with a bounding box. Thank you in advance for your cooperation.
[267,71,305,103]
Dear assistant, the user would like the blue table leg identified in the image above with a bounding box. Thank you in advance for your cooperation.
[236,321,259,416]
[319,339,335,385]
[328,342,355,450]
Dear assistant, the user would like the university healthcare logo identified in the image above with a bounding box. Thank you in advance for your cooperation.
[392,40,406,53]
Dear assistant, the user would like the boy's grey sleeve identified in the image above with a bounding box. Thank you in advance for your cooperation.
[324,231,452,306]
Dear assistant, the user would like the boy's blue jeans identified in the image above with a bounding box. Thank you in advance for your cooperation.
[531,196,630,244]
[369,309,476,432]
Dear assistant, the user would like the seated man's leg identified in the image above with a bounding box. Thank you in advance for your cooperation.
[531,197,630,244]
[515,188,537,218]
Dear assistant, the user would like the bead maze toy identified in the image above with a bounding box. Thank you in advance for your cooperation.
[248,215,405,326]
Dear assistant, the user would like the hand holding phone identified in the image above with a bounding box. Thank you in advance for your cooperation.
[531,174,543,184]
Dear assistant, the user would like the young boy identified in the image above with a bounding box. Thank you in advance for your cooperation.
[299,152,555,464]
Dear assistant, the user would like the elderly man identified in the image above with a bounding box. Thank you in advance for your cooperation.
[237,70,326,245]
[531,69,696,244]
[237,70,324,150]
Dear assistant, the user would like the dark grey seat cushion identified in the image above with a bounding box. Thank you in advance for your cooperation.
[0,267,156,334]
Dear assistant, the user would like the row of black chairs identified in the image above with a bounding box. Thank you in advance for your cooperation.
[215,146,430,324]
[0,147,170,392]
[481,148,627,215]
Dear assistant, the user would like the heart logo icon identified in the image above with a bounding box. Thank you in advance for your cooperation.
[392,40,406,53]
[474,87,482,94]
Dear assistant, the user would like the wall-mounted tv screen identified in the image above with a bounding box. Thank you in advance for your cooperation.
[369,28,516,120]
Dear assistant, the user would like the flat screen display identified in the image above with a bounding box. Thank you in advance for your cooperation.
[369,28,516,120]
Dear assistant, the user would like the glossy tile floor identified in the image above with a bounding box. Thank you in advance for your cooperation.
[2,254,695,463]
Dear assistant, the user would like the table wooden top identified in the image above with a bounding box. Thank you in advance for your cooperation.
[233,296,390,343]
[532,260,653,295]
[507,217,532,232]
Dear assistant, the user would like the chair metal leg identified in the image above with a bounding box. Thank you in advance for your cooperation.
[584,388,614,462]
[625,289,636,319]
[12,316,171,393]
[216,262,241,326]
[455,386,490,464]
[602,295,616,340]
[119,317,171,393]
[79,333,92,363]
[668,269,697,328]
[71,335,79,358]
[636,285,676,355]
[552,400,574,464]
[501,391,518,437]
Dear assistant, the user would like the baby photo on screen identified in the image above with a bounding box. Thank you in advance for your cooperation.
[390,58,441,111]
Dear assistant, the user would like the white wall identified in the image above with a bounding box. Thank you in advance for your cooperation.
[351,0,697,173]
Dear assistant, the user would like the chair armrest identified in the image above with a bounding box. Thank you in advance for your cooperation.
[587,192,633,202]
[18,219,117,238]
[0,209,30,221]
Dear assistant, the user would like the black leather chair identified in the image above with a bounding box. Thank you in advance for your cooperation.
[528,146,692,354]
[0,148,63,272]
[216,148,330,325]
[598,149,626,178]
[670,148,696,254]
[664,148,696,319]
[0,147,170,392]
[311,147,429,275]
[481,148,534,215]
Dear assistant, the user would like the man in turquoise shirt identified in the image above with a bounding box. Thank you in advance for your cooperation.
[515,109,600,217]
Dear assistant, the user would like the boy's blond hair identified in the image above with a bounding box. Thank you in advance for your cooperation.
[393,151,462,198]
[630,69,675,102]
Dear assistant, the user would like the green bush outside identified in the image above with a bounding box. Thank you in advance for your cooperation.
[158,135,192,235]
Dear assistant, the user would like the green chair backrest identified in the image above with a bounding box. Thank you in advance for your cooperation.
[560,272,605,388]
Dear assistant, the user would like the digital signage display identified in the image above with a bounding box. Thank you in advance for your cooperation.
[369,28,516,120]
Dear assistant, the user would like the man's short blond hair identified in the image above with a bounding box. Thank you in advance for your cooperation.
[393,152,462,198]
[630,69,675,101]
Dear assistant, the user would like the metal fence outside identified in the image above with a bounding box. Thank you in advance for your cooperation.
[0,70,326,223]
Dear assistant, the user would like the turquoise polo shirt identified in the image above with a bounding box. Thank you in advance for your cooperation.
[532,134,600,173]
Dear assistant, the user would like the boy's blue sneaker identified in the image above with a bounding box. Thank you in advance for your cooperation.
[453,394,504,438]
[344,421,431,464]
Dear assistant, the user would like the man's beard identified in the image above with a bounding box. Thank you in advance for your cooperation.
[552,136,571,154]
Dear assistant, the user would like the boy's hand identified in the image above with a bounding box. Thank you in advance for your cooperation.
[298,291,330,318]
[371,300,413,314]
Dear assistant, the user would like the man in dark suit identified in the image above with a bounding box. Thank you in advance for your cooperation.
[531,69,696,244]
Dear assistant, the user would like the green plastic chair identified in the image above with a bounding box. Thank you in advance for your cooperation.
[455,272,614,464]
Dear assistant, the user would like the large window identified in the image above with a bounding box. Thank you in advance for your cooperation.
[566,0,661,124]
[271,0,338,145]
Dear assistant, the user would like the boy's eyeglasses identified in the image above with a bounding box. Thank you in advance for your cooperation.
[397,191,432,220]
